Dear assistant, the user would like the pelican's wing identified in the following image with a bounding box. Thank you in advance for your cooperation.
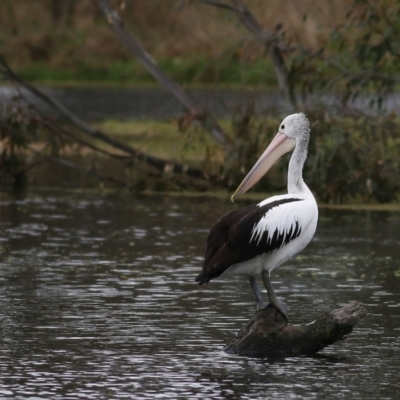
[195,197,304,284]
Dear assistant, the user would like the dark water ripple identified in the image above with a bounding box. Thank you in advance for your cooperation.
[0,190,399,399]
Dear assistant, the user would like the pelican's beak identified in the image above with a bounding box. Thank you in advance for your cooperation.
[231,132,295,202]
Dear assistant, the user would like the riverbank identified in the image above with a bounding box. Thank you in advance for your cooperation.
[2,114,398,206]
[2,183,400,212]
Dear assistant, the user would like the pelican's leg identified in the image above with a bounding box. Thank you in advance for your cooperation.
[261,270,288,320]
[249,276,269,310]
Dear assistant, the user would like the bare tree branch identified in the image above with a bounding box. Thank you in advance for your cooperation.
[233,0,296,106]
[0,54,211,183]
[40,116,131,160]
[95,0,230,147]
[198,0,236,11]
[199,0,297,109]
[37,117,166,182]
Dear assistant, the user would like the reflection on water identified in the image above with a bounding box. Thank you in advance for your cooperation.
[2,85,400,123]
[0,86,286,122]
[0,189,399,399]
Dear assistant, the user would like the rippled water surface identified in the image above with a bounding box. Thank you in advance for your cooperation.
[0,189,399,399]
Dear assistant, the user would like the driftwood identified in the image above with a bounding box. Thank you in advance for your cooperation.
[224,301,366,357]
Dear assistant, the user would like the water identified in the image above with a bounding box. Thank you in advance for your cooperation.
[0,189,399,399]
[2,85,400,122]
[0,85,286,122]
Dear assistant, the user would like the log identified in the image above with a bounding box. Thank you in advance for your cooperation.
[224,301,366,357]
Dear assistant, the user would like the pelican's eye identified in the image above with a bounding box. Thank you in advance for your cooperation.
[281,124,285,130]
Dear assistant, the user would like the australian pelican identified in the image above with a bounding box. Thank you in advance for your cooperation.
[196,113,318,320]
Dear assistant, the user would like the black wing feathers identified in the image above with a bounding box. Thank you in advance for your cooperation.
[196,198,303,284]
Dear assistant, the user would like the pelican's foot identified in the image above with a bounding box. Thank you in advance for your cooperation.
[271,299,288,320]
[257,299,288,320]
[256,300,270,311]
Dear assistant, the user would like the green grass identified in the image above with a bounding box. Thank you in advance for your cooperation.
[95,118,222,167]
[20,57,278,87]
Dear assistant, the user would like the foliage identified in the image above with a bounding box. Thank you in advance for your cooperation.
[217,109,400,204]
[290,0,400,108]
[0,100,40,184]
[305,109,400,203]
[291,0,400,203]
[222,0,400,203]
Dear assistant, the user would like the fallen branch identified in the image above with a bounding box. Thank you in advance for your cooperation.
[96,0,230,147]
[40,116,131,160]
[38,116,165,182]
[25,144,129,187]
[224,301,366,357]
[0,54,210,183]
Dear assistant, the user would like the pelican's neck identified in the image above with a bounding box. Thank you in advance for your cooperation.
[288,136,309,194]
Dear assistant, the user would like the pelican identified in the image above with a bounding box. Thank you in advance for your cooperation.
[195,113,318,320]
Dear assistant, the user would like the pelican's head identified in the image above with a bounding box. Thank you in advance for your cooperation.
[278,112,310,140]
[231,113,310,202]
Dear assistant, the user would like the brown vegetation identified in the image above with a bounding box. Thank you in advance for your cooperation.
[1,0,347,72]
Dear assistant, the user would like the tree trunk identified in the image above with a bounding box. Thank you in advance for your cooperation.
[224,301,366,357]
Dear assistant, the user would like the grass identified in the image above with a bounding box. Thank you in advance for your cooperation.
[20,57,278,87]
[95,118,223,168]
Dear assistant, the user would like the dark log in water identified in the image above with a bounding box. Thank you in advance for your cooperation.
[224,301,366,357]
